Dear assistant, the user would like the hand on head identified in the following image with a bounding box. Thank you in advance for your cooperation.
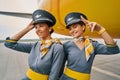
[80,16,103,32]
[27,21,35,30]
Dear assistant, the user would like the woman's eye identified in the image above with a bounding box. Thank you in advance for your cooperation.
[73,24,77,28]
[40,25,43,27]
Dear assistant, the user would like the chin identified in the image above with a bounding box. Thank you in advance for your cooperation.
[37,35,42,38]
[72,35,78,38]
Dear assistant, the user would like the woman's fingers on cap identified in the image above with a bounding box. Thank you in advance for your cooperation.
[91,24,95,32]
[80,16,89,24]
[90,22,96,32]
[31,21,35,24]
[29,20,34,25]
[87,24,92,31]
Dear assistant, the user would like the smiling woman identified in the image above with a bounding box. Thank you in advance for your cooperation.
[60,12,120,80]
[4,9,65,80]
[0,1,120,80]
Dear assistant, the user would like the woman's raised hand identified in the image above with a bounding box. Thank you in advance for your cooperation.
[81,16,103,32]
[26,21,35,30]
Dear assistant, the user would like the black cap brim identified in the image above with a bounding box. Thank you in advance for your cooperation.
[66,19,82,29]
[33,18,53,26]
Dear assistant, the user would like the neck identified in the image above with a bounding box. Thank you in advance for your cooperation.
[74,35,84,39]
[74,35,85,41]
[41,36,52,41]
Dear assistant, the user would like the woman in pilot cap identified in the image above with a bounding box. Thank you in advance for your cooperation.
[4,9,64,80]
[60,12,119,80]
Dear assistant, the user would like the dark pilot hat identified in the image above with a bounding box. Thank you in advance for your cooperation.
[32,9,56,26]
[64,12,87,29]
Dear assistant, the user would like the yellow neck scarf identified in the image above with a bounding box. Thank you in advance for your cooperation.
[74,36,94,61]
[84,37,94,61]
[40,38,61,58]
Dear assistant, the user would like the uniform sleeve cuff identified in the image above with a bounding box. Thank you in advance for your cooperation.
[5,37,18,42]
[106,41,118,47]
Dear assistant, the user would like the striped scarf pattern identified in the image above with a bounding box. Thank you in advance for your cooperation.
[85,37,94,61]
[40,38,61,58]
